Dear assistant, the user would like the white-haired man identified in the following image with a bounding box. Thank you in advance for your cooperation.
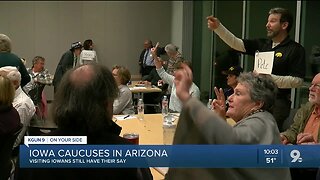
[0,66,35,148]
[164,43,184,76]
[281,73,320,180]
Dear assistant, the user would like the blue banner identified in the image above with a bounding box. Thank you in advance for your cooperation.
[20,145,320,168]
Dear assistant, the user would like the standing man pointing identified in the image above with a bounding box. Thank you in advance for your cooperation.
[207,7,306,131]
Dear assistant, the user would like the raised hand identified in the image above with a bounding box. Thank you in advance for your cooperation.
[150,42,159,56]
[151,42,162,69]
[212,87,226,118]
[174,63,193,103]
[207,15,221,31]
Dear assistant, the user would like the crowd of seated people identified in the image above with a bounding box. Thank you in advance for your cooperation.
[0,7,317,179]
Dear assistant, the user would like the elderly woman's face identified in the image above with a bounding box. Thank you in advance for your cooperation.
[226,83,259,122]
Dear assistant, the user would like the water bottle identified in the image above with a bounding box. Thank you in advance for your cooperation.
[163,120,176,145]
[162,96,169,117]
[137,98,144,120]
[207,98,213,110]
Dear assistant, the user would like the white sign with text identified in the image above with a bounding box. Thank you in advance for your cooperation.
[81,50,95,60]
[254,51,275,74]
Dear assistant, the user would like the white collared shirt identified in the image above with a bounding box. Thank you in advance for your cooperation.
[143,49,155,66]
[13,86,36,147]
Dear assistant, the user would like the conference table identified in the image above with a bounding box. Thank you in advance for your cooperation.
[115,113,179,180]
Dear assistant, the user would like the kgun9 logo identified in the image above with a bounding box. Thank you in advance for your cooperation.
[290,150,303,163]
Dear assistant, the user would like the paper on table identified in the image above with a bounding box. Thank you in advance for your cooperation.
[114,115,136,121]
[129,87,147,90]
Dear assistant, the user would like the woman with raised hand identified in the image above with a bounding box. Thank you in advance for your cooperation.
[166,64,291,180]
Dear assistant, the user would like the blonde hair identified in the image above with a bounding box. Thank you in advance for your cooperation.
[0,75,15,109]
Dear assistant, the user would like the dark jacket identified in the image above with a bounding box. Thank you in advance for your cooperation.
[139,47,165,75]
[53,50,74,91]
[281,102,318,143]
[0,52,30,87]
[0,106,21,135]
[0,106,22,180]
[142,68,161,86]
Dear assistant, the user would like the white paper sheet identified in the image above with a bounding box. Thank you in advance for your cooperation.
[254,51,275,74]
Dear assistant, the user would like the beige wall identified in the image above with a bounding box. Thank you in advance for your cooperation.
[171,1,183,54]
[0,1,176,100]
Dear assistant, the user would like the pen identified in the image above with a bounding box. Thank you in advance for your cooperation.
[123,115,130,119]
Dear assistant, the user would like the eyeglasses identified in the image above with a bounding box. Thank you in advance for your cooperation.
[310,83,320,89]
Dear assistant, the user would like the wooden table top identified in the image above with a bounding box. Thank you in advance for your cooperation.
[115,113,178,145]
[115,113,179,179]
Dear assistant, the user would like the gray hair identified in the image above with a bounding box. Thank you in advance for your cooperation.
[0,66,21,83]
[0,34,12,52]
[32,56,45,67]
[165,44,179,53]
[237,72,278,112]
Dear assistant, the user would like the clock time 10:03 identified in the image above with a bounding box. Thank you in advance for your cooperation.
[264,149,279,155]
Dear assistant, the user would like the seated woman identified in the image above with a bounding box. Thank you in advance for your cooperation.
[0,75,22,180]
[112,65,134,115]
[151,44,200,113]
[167,66,291,180]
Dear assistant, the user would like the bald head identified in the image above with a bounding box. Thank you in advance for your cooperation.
[313,73,320,81]
[70,65,95,87]
[53,63,119,134]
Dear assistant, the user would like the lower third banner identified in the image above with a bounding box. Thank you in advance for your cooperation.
[20,145,320,168]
